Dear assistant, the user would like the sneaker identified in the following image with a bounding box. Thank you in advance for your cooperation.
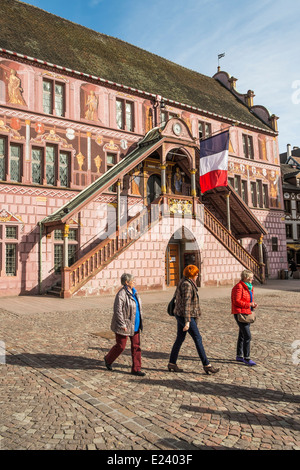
[244,358,256,366]
[236,356,244,363]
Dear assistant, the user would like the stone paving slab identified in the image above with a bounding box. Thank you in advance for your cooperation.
[0,281,299,451]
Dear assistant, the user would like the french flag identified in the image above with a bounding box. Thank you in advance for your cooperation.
[199,130,229,193]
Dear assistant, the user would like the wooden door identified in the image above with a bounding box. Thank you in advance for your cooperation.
[165,244,180,286]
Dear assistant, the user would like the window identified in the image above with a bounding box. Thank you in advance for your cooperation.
[198,121,211,141]
[231,176,248,203]
[286,224,293,239]
[284,199,291,213]
[54,244,63,273]
[0,137,5,181]
[252,180,267,208]
[106,153,117,192]
[161,111,177,126]
[54,228,78,273]
[296,201,300,214]
[46,145,55,185]
[44,145,70,187]
[250,182,257,207]
[241,180,248,204]
[0,224,19,276]
[59,151,69,187]
[68,229,77,241]
[297,224,300,239]
[262,184,269,208]
[10,144,21,182]
[6,226,17,239]
[43,79,65,116]
[32,146,69,187]
[257,181,263,208]
[242,134,254,159]
[43,80,52,114]
[4,225,18,276]
[6,244,16,276]
[106,153,116,170]
[32,148,42,184]
[68,244,77,266]
[234,175,241,194]
[116,99,134,131]
[125,102,133,131]
[271,237,278,252]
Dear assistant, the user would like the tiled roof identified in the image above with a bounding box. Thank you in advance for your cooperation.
[281,164,300,178]
[0,0,274,132]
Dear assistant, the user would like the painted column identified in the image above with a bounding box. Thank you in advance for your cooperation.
[190,168,196,197]
[24,119,31,183]
[87,132,91,170]
[258,234,264,264]
[258,234,265,283]
[25,119,30,161]
[63,224,69,268]
[160,164,166,194]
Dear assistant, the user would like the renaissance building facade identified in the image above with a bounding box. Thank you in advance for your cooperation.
[0,0,287,297]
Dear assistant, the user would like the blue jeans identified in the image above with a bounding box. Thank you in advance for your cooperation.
[169,316,210,366]
[234,314,251,359]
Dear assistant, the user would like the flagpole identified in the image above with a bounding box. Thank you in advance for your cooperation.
[217,52,225,71]
[199,125,232,142]
[199,125,231,198]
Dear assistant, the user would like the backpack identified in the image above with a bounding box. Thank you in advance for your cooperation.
[167,279,197,316]
[167,295,176,316]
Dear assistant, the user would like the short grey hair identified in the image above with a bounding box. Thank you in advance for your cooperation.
[241,269,253,281]
[121,273,134,285]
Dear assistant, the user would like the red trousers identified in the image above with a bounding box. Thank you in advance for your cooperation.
[105,332,141,372]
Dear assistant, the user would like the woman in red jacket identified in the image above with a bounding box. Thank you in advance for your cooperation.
[231,270,258,366]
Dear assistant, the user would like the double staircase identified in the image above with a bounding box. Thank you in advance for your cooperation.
[47,196,264,298]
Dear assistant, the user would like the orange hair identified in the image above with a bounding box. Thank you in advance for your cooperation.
[183,265,199,278]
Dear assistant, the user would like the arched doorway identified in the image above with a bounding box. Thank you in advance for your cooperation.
[147,174,161,204]
[165,227,201,286]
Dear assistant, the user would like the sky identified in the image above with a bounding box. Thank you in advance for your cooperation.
[17,0,300,154]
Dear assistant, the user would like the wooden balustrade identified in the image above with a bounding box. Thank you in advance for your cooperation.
[61,198,163,297]
[60,196,264,297]
[203,205,264,281]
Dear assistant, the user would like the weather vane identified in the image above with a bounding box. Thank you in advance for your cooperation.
[218,52,225,71]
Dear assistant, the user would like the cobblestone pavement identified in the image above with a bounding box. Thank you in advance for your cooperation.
[0,282,299,451]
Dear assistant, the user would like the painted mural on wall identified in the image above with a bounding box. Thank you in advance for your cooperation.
[228,160,281,209]
[81,85,99,121]
[5,68,26,106]
[84,90,99,121]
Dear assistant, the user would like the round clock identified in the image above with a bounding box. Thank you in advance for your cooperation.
[173,123,182,136]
